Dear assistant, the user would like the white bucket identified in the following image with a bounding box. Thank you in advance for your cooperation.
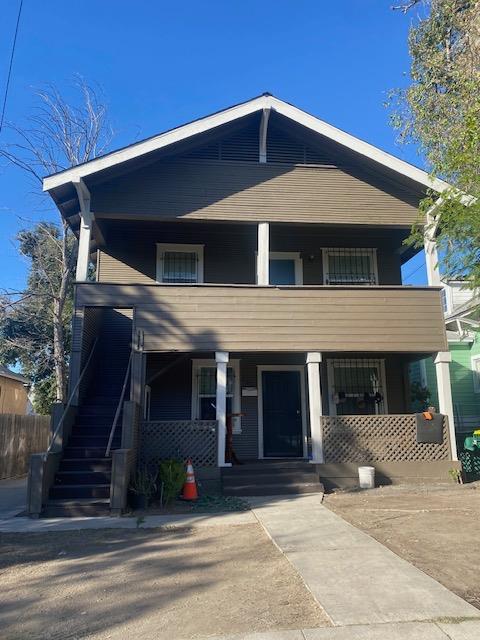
[358,466,375,489]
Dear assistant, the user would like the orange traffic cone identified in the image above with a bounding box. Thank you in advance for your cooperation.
[182,459,198,501]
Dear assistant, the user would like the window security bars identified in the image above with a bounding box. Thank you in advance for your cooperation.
[323,248,378,285]
[329,358,386,415]
[161,251,198,283]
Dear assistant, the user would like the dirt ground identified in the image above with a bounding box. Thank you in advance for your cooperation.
[324,481,480,610]
[0,523,329,640]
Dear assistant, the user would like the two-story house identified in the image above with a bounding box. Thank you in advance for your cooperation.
[29,94,459,516]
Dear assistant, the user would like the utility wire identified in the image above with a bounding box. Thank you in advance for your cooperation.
[0,0,24,135]
[403,261,424,282]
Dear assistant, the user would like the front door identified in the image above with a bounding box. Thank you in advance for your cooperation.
[261,370,304,457]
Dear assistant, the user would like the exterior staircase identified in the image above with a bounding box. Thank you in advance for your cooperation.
[42,317,131,518]
[221,460,324,496]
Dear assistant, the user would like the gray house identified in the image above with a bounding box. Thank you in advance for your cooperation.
[29,94,458,516]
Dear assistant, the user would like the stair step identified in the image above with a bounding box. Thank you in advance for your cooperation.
[222,472,319,487]
[222,462,313,476]
[63,447,110,459]
[55,471,111,485]
[68,436,120,447]
[70,427,116,436]
[50,484,110,499]
[59,458,112,472]
[223,482,324,497]
[42,499,110,518]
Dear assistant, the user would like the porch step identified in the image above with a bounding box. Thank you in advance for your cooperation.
[55,471,111,485]
[222,461,324,496]
[42,499,110,518]
[63,447,111,459]
[49,484,110,499]
[222,471,318,487]
[59,458,112,472]
[68,436,120,447]
[223,482,324,497]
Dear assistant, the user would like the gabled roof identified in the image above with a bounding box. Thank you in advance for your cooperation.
[0,365,30,385]
[43,93,449,194]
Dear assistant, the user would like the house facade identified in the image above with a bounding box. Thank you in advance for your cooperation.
[0,366,30,415]
[29,95,459,515]
[411,281,480,441]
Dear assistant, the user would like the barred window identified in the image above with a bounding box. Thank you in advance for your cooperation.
[323,248,378,285]
[156,244,204,283]
[327,358,387,415]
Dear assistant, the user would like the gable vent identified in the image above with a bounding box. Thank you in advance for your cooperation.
[267,124,332,165]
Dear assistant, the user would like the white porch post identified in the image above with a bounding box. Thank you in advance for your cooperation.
[76,212,92,281]
[424,213,442,286]
[307,352,324,463]
[257,222,270,285]
[434,351,458,460]
[216,351,229,467]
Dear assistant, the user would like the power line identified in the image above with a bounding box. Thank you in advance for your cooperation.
[403,262,424,282]
[0,0,24,135]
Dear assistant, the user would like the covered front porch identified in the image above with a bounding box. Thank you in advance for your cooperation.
[137,350,456,486]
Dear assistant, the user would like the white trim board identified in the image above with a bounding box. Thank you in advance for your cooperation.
[257,365,308,459]
[43,94,448,193]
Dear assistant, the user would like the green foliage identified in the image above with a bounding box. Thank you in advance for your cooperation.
[391,1,480,288]
[130,467,158,497]
[158,459,186,505]
[410,381,431,410]
[0,223,76,413]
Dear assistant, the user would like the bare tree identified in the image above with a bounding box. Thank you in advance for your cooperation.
[0,79,112,408]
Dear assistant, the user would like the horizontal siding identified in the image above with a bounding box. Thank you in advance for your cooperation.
[91,160,420,227]
[76,283,447,353]
[96,221,403,286]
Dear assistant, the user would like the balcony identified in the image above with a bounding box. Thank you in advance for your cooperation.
[76,282,447,354]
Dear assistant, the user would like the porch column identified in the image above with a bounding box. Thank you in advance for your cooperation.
[216,351,229,467]
[76,212,92,281]
[434,351,458,460]
[256,222,269,285]
[307,352,324,463]
[424,214,442,286]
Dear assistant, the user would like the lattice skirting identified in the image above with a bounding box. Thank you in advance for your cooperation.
[138,420,218,468]
[322,414,450,463]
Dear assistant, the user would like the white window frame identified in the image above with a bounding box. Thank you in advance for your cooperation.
[257,365,308,459]
[255,251,303,285]
[156,243,204,284]
[472,355,480,394]
[191,359,241,433]
[326,358,388,416]
[322,248,378,285]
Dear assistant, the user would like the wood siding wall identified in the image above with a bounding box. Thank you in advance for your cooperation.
[77,283,447,353]
[96,222,404,286]
[0,377,29,415]
[91,160,420,227]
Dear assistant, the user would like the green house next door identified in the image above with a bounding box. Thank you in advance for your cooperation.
[260,368,305,458]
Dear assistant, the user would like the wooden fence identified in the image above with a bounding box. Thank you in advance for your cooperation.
[0,414,51,479]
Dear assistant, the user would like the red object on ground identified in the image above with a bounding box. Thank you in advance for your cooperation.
[182,458,198,500]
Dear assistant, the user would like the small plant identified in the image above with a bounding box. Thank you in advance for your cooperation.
[136,516,146,528]
[158,459,186,505]
[410,382,431,411]
[130,467,157,498]
[448,468,463,484]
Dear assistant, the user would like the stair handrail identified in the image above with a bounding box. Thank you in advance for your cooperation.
[105,348,133,457]
[45,337,99,460]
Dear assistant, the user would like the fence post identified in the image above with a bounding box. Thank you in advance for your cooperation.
[27,454,45,517]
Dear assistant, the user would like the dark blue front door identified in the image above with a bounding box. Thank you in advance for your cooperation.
[262,370,303,457]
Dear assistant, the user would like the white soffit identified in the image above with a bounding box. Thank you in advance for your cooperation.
[43,94,448,193]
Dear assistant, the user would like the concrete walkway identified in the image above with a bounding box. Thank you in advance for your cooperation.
[245,494,480,640]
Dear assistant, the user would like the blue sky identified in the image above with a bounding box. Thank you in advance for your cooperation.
[0,1,426,290]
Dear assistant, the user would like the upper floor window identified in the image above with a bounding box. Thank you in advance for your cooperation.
[322,248,378,285]
[156,243,204,284]
[269,252,303,285]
